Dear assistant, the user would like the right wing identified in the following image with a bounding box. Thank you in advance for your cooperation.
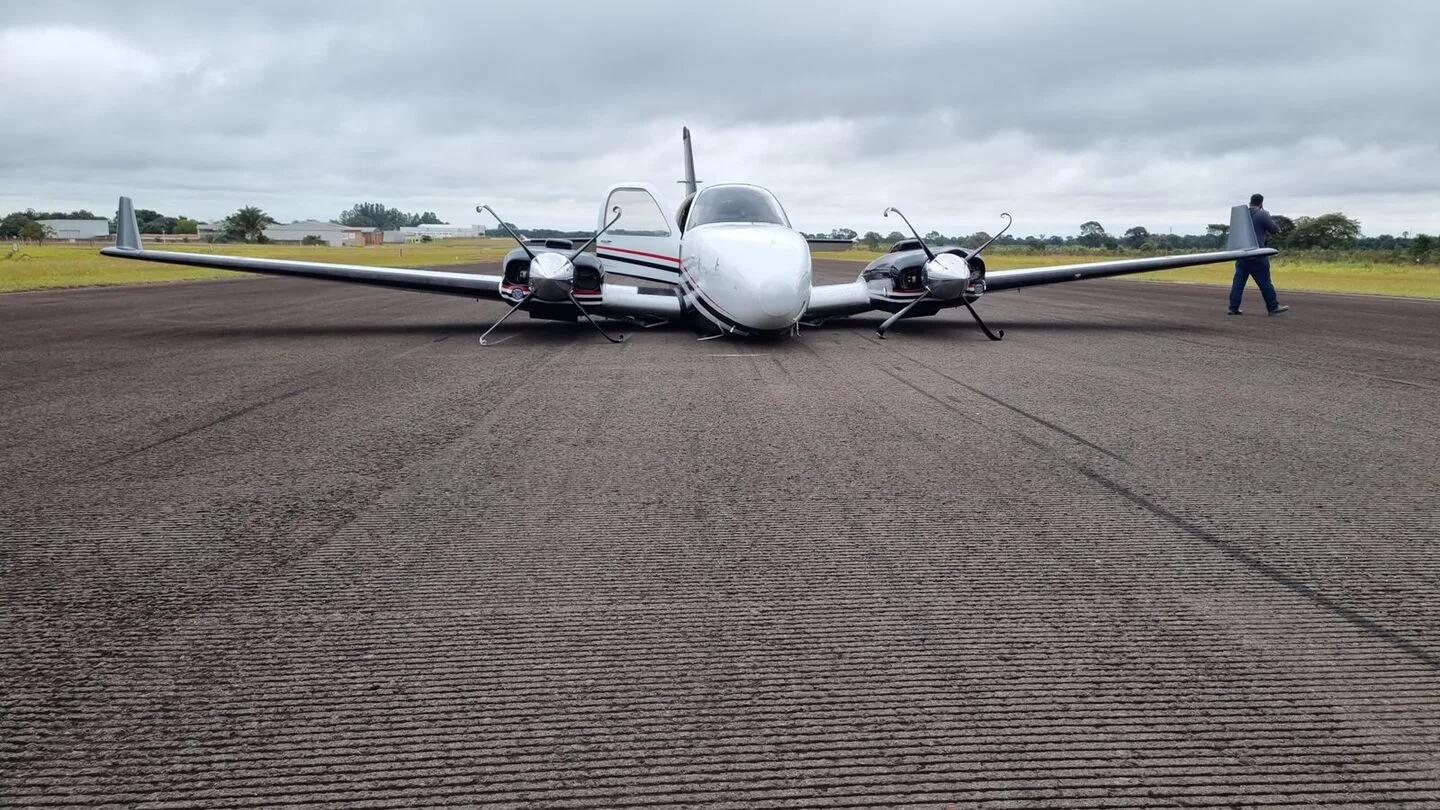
[100,197,506,300]
[97,196,683,321]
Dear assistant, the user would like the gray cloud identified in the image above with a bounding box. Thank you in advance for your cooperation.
[2,0,1437,237]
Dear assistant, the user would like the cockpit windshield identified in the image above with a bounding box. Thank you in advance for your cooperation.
[685,185,790,229]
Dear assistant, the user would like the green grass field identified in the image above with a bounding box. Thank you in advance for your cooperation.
[4,240,1437,299]
[0,239,517,293]
[820,249,1440,299]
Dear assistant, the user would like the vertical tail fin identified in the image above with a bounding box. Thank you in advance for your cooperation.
[115,196,143,251]
[1225,204,1258,251]
[680,127,698,197]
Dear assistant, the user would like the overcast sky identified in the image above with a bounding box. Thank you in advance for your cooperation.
[3,0,1437,237]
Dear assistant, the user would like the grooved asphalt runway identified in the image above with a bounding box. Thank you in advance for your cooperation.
[2,258,1438,808]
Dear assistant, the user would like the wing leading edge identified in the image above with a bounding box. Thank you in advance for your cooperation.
[100,197,684,322]
[985,203,1276,291]
[100,196,507,300]
[805,203,1278,317]
[984,246,1275,292]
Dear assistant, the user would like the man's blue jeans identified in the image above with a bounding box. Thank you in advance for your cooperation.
[1230,257,1279,312]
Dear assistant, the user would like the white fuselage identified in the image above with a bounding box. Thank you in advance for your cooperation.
[678,223,812,335]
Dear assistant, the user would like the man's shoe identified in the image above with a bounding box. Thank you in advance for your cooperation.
[1268,305,1290,315]
[1227,309,1243,315]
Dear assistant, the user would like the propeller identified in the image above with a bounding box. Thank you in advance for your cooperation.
[875,283,932,338]
[883,206,937,261]
[567,205,624,262]
[967,212,1014,259]
[477,291,532,346]
[474,204,627,344]
[875,207,1008,341]
[478,204,537,262]
[876,206,940,338]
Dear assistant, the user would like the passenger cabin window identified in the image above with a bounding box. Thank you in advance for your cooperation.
[605,188,671,237]
[686,186,789,229]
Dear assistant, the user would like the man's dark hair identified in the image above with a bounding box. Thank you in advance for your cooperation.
[1250,193,1265,207]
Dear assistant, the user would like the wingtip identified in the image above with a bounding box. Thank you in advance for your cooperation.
[115,195,142,251]
[1226,203,1259,252]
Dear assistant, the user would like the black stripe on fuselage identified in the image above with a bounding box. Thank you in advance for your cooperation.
[677,273,791,338]
[598,251,680,278]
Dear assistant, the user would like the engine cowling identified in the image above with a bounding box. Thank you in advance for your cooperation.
[861,245,984,313]
[500,245,607,311]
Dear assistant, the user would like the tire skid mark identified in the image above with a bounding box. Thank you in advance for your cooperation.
[91,382,321,470]
[863,332,1440,673]
[131,337,582,629]
[1068,463,1440,672]
[86,321,508,472]
[875,366,985,429]
[8,335,584,719]
[876,341,1130,465]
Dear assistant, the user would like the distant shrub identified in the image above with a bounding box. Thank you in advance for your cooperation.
[301,235,326,246]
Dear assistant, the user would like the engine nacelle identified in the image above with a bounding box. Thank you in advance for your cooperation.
[860,243,985,313]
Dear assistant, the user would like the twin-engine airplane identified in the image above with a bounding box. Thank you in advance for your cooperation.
[99,128,1276,343]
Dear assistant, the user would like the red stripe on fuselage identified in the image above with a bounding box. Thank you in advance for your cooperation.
[598,246,681,264]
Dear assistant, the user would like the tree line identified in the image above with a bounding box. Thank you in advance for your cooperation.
[805,212,1433,262]
[336,202,447,230]
[5,203,1433,263]
[1,201,453,245]
[0,208,205,241]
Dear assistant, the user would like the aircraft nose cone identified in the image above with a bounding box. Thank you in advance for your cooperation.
[759,275,806,319]
[739,229,810,324]
[685,224,812,333]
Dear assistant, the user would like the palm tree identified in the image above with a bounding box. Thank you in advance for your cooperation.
[225,206,276,243]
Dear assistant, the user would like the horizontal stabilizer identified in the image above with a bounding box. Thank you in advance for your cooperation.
[115,196,142,251]
[1226,204,1258,251]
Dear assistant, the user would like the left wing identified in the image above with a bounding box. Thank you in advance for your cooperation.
[986,203,1274,291]
[803,204,1275,319]
[803,279,873,319]
[984,246,1274,292]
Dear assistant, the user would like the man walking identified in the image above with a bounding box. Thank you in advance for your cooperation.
[1229,193,1289,315]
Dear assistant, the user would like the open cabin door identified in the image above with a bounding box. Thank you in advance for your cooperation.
[595,183,681,284]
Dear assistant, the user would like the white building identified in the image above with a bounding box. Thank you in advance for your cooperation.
[259,221,380,246]
[260,220,346,245]
[398,223,484,239]
[37,219,109,240]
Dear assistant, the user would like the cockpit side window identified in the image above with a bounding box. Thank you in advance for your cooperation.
[686,186,789,229]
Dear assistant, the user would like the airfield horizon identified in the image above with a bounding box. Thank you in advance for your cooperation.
[3,239,1438,300]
